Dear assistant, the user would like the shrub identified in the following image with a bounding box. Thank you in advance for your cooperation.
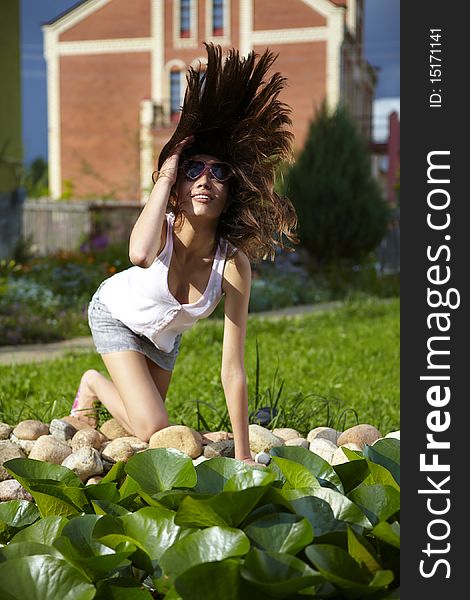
[285,101,391,265]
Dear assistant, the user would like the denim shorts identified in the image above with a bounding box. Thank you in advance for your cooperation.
[87,288,182,372]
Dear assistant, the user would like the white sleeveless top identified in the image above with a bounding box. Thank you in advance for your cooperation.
[98,213,228,352]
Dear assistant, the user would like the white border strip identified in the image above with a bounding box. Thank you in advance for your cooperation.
[58,38,153,55]
[252,26,328,45]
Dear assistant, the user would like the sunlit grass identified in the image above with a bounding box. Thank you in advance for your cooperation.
[0,297,399,436]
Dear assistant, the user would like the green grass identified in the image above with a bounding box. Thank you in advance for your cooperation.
[0,297,399,437]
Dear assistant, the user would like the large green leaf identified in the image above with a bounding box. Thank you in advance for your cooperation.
[289,495,349,538]
[0,541,63,560]
[333,458,370,494]
[175,485,269,528]
[3,458,89,517]
[348,484,400,526]
[305,544,394,599]
[174,559,258,600]
[159,526,250,583]
[363,439,400,485]
[223,468,276,491]
[84,483,121,505]
[193,458,253,493]
[371,521,400,549]
[94,506,183,561]
[95,578,154,599]
[244,512,314,554]
[363,461,400,491]
[0,555,96,600]
[125,449,196,494]
[100,461,126,485]
[347,528,382,574]
[0,500,39,529]
[241,547,323,598]
[9,515,68,545]
[270,446,344,492]
[270,456,321,490]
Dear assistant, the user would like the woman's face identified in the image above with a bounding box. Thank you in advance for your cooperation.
[175,154,231,220]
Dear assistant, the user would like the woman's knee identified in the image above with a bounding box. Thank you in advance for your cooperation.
[133,415,170,442]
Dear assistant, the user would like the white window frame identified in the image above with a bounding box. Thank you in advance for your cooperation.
[173,0,198,49]
[205,0,231,46]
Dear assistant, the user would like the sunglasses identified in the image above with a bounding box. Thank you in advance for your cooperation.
[182,159,233,182]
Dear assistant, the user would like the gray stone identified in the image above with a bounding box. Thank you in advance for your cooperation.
[62,447,103,482]
[254,451,271,465]
[100,418,132,440]
[0,422,12,440]
[102,438,136,463]
[10,433,35,455]
[49,418,77,443]
[149,425,203,459]
[309,438,338,464]
[272,428,301,442]
[86,476,104,485]
[12,419,49,441]
[71,428,104,452]
[29,435,72,464]
[0,479,33,502]
[248,424,284,454]
[285,437,309,449]
[307,427,340,445]
[337,424,381,448]
[203,439,235,458]
[201,431,231,444]
[0,441,26,481]
[384,430,400,440]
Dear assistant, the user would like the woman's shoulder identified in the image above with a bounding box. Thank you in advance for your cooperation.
[223,246,251,280]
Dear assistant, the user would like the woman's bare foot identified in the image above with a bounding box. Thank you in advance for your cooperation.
[71,369,100,428]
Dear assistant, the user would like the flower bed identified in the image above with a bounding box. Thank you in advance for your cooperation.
[0,416,400,599]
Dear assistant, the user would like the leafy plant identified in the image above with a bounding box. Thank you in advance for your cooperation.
[0,440,400,598]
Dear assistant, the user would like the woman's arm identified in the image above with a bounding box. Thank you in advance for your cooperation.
[129,136,194,267]
[221,250,253,462]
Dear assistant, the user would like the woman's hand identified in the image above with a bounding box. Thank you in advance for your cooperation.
[157,135,194,186]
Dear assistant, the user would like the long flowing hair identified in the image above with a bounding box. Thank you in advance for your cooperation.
[155,43,298,262]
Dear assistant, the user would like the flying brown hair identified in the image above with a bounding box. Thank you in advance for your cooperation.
[155,43,298,262]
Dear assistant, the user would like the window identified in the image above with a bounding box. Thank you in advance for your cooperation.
[170,70,182,122]
[212,0,224,36]
[180,0,191,38]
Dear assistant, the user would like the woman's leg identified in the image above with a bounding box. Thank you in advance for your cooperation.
[75,351,171,441]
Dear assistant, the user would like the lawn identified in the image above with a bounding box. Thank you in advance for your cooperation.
[0,297,399,437]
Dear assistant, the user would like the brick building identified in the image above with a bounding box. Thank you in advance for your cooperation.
[43,0,376,202]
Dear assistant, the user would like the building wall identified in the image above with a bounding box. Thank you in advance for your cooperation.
[45,0,374,201]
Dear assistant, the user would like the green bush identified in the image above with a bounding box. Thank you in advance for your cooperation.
[285,102,391,265]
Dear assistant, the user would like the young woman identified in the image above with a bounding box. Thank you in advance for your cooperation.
[71,44,297,465]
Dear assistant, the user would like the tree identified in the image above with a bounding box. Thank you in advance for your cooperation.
[285,101,391,266]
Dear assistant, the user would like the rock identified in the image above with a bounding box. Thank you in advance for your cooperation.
[285,437,309,449]
[61,415,96,431]
[201,431,231,444]
[272,428,301,442]
[0,422,12,440]
[384,430,400,440]
[49,418,77,443]
[71,428,104,452]
[0,441,26,481]
[12,419,49,441]
[309,438,338,463]
[193,455,209,466]
[100,418,132,440]
[337,424,381,448]
[62,448,103,482]
[307,427,340,445]
[10,434,35,455]
[0,479,33,502]
[254,452,271,465]
[251,406,278,427]
[100,437,147,463]
[203,439,235,458]
[29,435,72,464]
[149,425,203,459]
[331,443,363,466]
[248,424,284,454]
[86,476,104,485]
